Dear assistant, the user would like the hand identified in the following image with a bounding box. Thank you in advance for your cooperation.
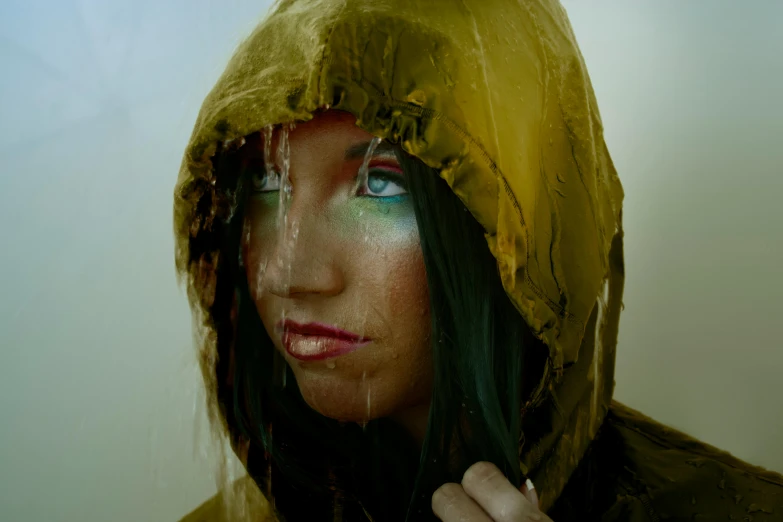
[432,462,553,521]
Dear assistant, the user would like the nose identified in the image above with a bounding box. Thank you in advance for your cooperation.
[261,209,345,299]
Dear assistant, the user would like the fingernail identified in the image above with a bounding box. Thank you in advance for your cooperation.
[524,478,540,510]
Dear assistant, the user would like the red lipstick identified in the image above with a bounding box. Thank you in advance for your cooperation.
[279,320,371,361]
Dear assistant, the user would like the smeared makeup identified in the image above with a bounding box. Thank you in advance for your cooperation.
[338,156,418,244]
[247,145,418,245]
[242,109,432,433]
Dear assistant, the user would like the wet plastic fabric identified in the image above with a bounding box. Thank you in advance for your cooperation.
[548,403,783,521]
[174,0,783,520]
[182,403,783,521]
[173,0,781,520]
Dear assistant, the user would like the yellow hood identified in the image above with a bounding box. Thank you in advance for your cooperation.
[174,0,625,512]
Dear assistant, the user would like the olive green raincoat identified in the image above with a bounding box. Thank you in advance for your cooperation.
[174,0,783,520]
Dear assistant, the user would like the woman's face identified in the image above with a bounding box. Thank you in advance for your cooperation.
[241,110,432,426]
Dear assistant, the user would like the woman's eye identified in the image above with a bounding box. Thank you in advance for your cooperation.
[250,167,282,193]
[361,169,408,198]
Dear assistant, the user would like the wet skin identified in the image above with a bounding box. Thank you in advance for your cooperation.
[240,110,433,437]
[239,110,548,521]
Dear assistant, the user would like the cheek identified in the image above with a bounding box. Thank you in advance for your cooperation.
[292,223,432,421]
[241,193,434,421]
[381,246,430,343]
[340,202,429,344]
[338,198,431,360]
[360,242,432,409]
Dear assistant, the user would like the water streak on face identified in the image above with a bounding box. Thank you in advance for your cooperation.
[241,110,432,425]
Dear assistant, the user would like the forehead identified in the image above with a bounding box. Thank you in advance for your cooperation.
[239,110,395,162]
[285,110,370,154]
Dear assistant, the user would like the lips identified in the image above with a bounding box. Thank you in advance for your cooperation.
[279,320,371,361]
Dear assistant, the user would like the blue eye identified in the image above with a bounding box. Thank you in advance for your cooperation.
[368,176,390,194]
[362,170,408,198]
[250,167,281,193]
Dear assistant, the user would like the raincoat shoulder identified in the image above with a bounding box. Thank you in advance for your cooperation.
[178,476,275,522]
[550,402,783,521]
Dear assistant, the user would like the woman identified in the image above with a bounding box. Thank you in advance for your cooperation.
[174,0,783,520]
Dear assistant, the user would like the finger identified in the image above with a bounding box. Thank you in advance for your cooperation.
[432,482,493,522]
[461,462,547,522]
[520,479,540,510]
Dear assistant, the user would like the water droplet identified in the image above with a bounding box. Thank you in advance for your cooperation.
[263,125,274,173]
[264,124,299,296]
[326,360,336,369]
[272,347,287,389]
[353,136,382,194]
[255,259,268,295]
[276,124,293,231]
[365,387,372,425]
[406,90,427,107]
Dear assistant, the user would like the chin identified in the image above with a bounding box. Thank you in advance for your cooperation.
[291,369,397,423]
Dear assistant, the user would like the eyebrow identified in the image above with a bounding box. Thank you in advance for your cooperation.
[344,140,398,161]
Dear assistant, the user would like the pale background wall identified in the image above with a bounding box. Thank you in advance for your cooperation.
[0,1,780,521]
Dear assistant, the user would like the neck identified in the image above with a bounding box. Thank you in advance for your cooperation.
[389,401,431,449]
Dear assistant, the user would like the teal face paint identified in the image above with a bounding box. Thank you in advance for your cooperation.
[336,167,419,244]
[246,163,419,245]
[238,112,432,447]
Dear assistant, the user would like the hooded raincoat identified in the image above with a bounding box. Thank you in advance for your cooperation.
[174,0,783,520]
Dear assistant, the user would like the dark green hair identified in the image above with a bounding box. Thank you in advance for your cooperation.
[207,137,548,521]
